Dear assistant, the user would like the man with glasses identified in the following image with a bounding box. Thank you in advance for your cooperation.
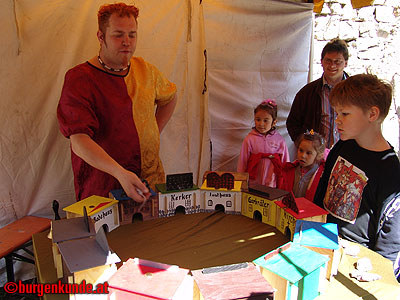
[286,38,349,148]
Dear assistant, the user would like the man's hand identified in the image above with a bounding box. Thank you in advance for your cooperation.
[70,134,150,202]
[116,169,150,203]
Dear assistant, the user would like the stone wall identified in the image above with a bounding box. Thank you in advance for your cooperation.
[312,0,400,153]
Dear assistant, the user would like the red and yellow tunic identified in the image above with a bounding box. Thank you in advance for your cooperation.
[57,57,176,200]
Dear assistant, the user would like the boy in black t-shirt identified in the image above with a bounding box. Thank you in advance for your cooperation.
[314,74,400,281]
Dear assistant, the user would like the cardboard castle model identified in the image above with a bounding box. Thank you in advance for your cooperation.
[293,220,341,280]
[50,171,338,300]
[51,211,120,297]
[275,192,328,239]
[63,195,119,233]
[156,172,200,217]
[254,242,329,300]
[200,171,249,214]
[242,184,289,226]
[109,188,159,224]
[192,262,274,300]
[108,258,193,299]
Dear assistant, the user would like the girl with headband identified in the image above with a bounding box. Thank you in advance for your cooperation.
[237,100,289,187]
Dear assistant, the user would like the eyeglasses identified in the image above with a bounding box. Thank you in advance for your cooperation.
[323,58,345,66]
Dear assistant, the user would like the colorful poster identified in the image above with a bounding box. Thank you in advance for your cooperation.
[323,157,368,223]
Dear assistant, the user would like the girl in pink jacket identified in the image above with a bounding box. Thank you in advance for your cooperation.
[237,100,289,187]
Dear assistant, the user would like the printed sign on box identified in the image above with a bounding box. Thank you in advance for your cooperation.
[156,184,200,217]
[63,195,120,233]
[201,180,242,214]
[242,192,276,226]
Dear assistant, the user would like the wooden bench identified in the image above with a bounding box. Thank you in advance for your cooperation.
[0,216,51,282]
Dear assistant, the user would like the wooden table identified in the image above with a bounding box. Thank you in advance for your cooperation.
[0,216,51,282]
[32,212,400,299]
[315,243,400,300]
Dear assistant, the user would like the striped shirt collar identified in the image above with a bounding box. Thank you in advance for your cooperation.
[322,72,348,88]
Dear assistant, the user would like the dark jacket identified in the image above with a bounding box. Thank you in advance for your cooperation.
[286,72,349,142]
[286,76,323,142]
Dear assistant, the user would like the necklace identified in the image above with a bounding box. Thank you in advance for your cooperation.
[97,56,129,72]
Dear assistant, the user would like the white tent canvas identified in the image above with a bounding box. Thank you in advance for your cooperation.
[0,0,313,283]
[0,0,210,226]
[204,0,312,171]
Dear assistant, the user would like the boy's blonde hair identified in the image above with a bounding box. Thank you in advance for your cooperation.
[330,74,392,121]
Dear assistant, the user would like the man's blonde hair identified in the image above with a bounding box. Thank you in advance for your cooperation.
[98,3,139,34]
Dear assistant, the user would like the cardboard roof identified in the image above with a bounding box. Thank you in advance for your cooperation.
[63,195,118,216]
[192,262,274,299]
[253,242,329,283]
[57,228,120,273]
[51,216,95,243]
[275,197,328,219]
[293,220,339,250]
[200,180,242,192]
[108,258,190,299]
[247,184,289,200]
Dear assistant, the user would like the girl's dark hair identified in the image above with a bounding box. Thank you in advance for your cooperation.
[295,130,326,161]
[254,99,278,134]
